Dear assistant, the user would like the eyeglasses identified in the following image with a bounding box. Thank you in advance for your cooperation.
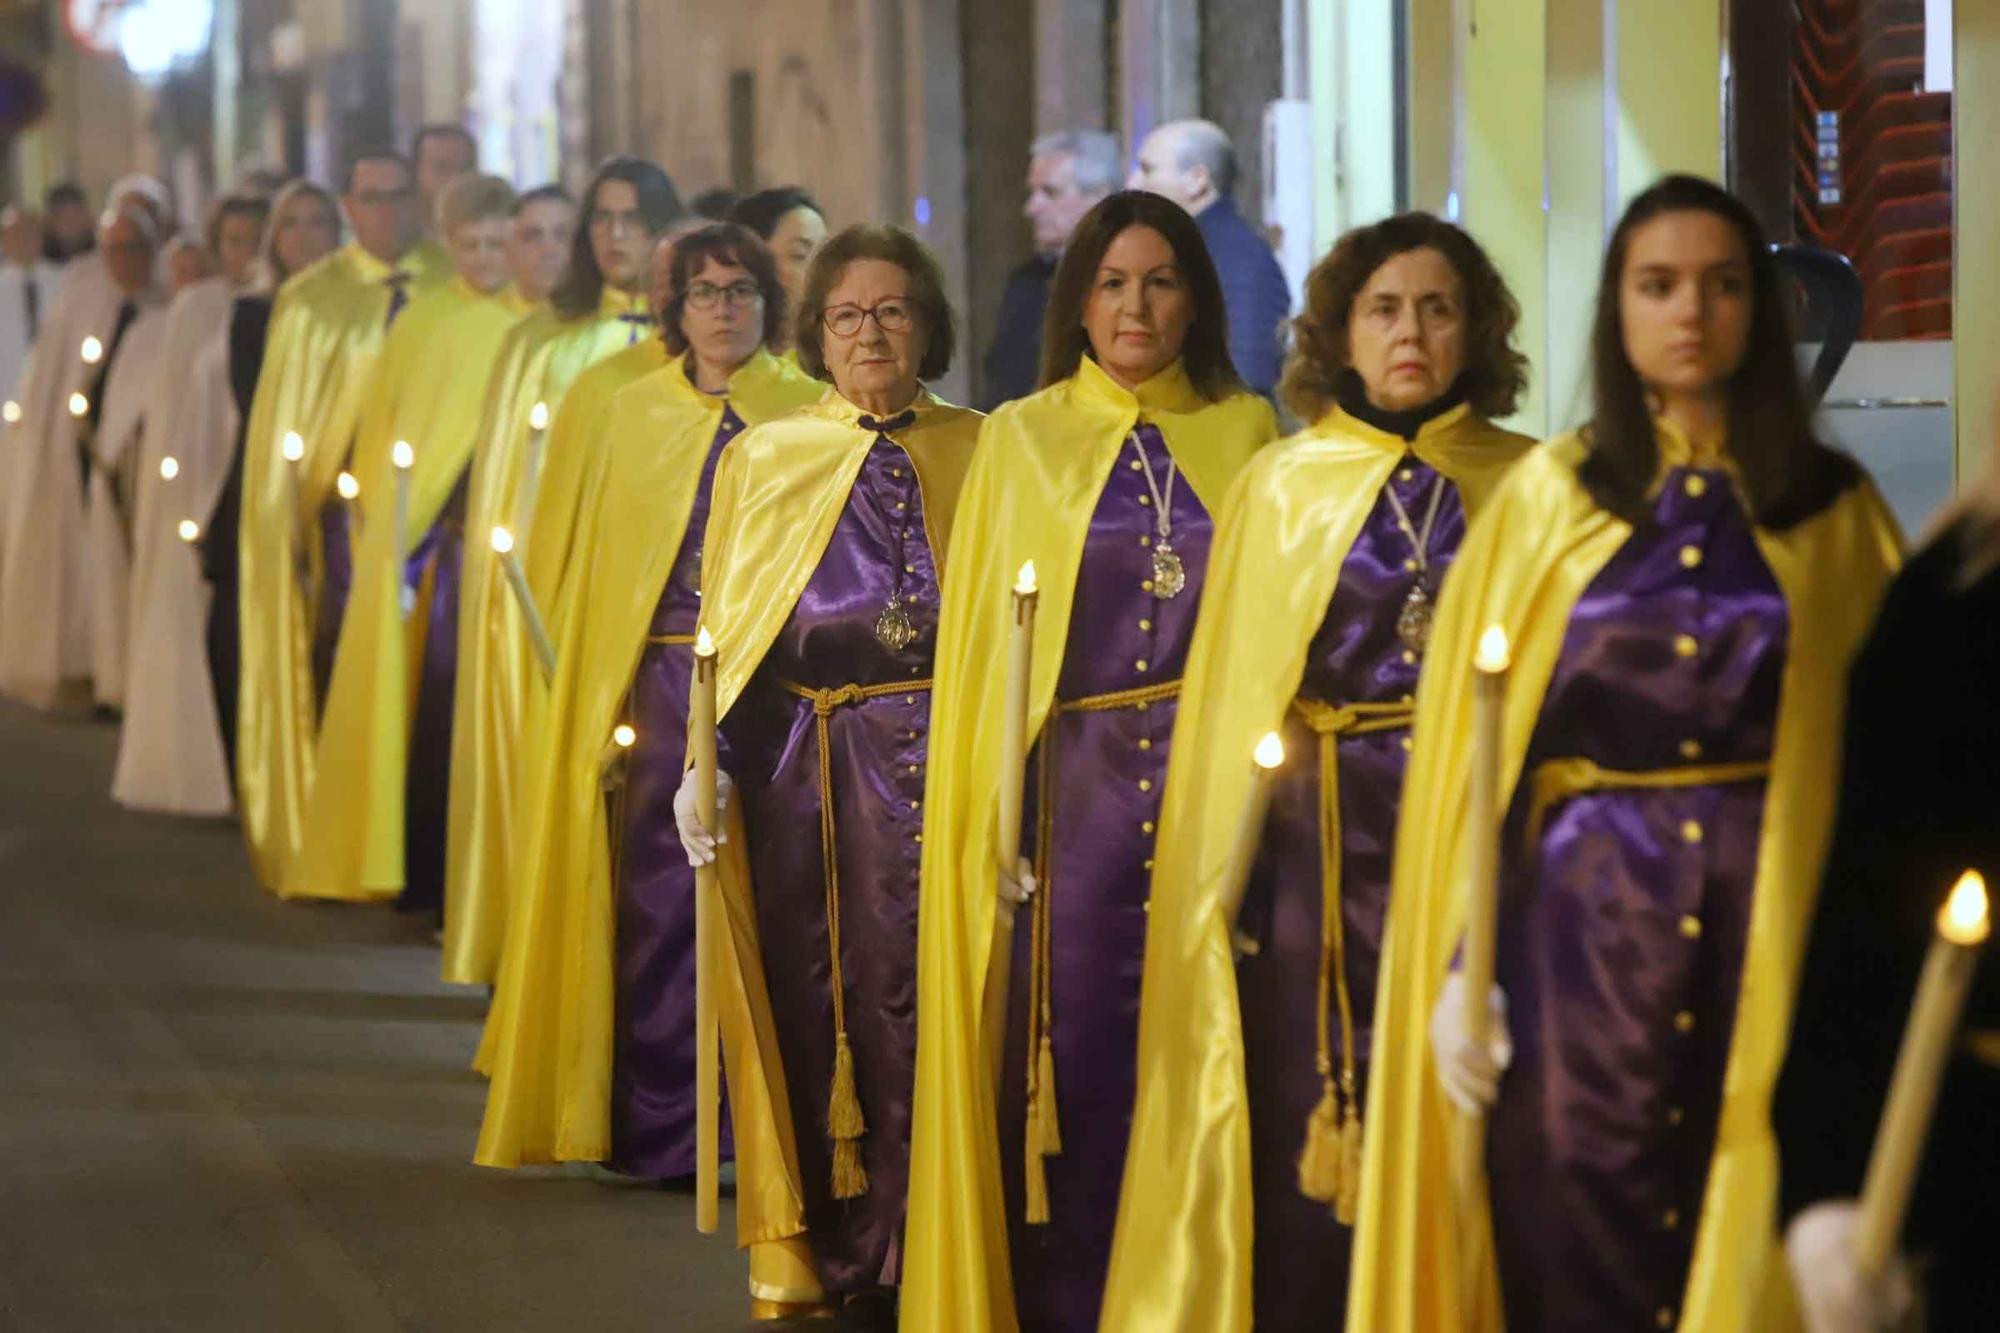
[823,299,915,338]
[685,280,764,310]
[589,208,646,237]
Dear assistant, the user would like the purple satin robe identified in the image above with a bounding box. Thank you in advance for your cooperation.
[1234,459,1467,1330]
[1487,465,1787,1331]
[727,435,938,1296]
[1001,424,1213,1333]
[400,485,465,917]
[610,407,744,1178]
[312,501,354,711]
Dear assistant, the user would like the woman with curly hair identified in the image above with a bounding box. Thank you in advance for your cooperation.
[1093,211,1532,1331]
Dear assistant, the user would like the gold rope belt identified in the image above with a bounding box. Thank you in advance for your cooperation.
[1287,697,1414,1222]
[1525,755,1772,846]
[1022,676,1184,1224]
[644,632,698,646]
[774,675,935,1201]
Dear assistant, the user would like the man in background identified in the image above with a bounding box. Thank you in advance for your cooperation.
[979,129,1120,409]
[42,183,94,264]
[0,206,61,390]
[1129,118,1291,397]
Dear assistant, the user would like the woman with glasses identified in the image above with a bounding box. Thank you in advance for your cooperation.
[904,190,1277,1332]
[1352,175,1901,1332]
[1100,213,1533,1332]
[669,223,982,1322]
[475,225,819,1203]
[444,156,684,990]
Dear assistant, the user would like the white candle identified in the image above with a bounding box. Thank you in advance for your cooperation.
[983,560,1039,1079]
[391,440,415,616]
[489,526,556,681]
[514,401,552,542]
[1853,870,1991,1276]
[1222,731,1288,942]
[690,625,721,1235]
[1452,625,1511,1222]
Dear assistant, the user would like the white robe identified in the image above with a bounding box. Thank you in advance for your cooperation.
[0,256,131,709]
[82,305,170,710]
[112,280,238,815]
[0,260,64,627]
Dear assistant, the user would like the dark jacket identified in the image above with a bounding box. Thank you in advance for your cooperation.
[979,253,1056,411]
[1774,520,2000,1328]
[1195,195,1290,398]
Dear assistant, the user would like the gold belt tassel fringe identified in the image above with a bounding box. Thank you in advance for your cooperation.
[776,676,934,1200]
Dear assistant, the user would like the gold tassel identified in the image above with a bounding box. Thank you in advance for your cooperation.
[1024,1114,1050,1224]
[827,1032,869,1199]
[1034,1033,1063,1156]
[1296,1080,1344,1206]
[1334,1099,1363,1226]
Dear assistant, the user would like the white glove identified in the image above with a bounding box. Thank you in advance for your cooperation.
[1429,970,1513,1114]
[998,856,1037,906]
[673,767,734,867]
[1786,1201,1916,1333]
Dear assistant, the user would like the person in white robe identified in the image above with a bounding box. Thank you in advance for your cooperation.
[0,184,169,712]
[114,193,273,815]
[0,207,66,598]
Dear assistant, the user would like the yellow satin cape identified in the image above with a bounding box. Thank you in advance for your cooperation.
[1098,404,1532,1331]
[1348,427,1902,1333]
[901,357,1277,1333]
[523,336,668,617]
[473,348,821,1178]
[280,277,528,901]
[442,285,653,985]
[235,241,448,891]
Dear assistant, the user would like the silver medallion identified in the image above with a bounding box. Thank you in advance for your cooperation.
[1396,582,1433,653]
[875,599,917,652]
[1150,541,1187,599]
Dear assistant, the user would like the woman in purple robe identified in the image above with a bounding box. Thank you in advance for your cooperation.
[673,225,983,1322]
[1098,214,1534,1330]
[1388,176,1902,1331]
[900,191,1277,1333]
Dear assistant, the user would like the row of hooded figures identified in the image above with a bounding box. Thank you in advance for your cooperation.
[1,140,1990,1333]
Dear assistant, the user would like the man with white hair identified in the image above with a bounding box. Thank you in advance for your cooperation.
[1129,118,1291,397]
[979,128,1121,408]
[0,200,167,712]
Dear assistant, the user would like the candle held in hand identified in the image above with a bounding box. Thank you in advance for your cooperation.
[1853,871,1990,1276]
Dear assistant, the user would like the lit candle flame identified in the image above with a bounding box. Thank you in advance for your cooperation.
[67,391,89,418]
[80,335,103,364]
[1940,870,1991,947]
[159,456,180,480]
[694,625,716,658]
[1015,559,1037,596]
[1474,624,1511,674]
[529,401,551,432]
[281,431,305,463]
[336,471,360,500]
[1253,731,1286,770]
[2,400,21,424]
[489,525,515,554]
[612,723,637,748]
[391,440,415,470]
[177,519,201,542]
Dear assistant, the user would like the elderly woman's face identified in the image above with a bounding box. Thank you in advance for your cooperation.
[1082,223,1193,390]
[820,257,924,412]
[678,255,767,377]
[1345,246,1466,413]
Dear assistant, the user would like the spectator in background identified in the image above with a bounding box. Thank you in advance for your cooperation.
[730,186,827,345]
[979,128,1120,409]
[690,187,740,220]
[43,183,93,264]
[0,206,60,391]
[1129,118,1291,397]
[165,237,218,295]
[507,184,575,307]
[412,124,479,220]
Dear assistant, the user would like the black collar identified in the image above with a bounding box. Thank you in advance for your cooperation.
[1334,371,1466,442]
